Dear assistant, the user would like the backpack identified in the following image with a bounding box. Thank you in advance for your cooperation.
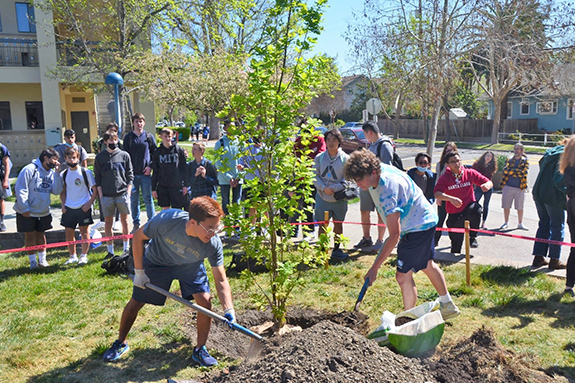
[62,167,92,196]
[227,251,268,273]
[376,138,404,171]
[101,252,134,275]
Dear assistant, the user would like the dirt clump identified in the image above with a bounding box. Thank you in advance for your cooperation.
[424,326,569,383]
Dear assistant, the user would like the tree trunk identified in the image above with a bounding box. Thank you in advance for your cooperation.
[444,94,451,142]
[393,94,403,139]
[491,104,502,144]
[426,100,442,162]
[209,114,221,140]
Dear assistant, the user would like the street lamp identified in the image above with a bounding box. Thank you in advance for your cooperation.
[105,72,124,133]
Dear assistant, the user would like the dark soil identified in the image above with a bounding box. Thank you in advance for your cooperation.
[179,308,569,383]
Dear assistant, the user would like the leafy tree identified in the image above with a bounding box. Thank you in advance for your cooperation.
[220,0,339,329]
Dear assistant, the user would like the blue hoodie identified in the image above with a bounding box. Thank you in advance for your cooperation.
[14,158,63,217]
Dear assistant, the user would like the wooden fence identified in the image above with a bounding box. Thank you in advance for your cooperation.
[377,119,539,141]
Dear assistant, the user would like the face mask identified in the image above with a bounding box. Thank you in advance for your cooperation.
[67,161,79,168]
[47,162,57,169]
[64,142,74,147]
[108,143,117,150]
[417,166,428,173]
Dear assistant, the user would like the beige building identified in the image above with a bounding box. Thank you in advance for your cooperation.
[0,0,154,167]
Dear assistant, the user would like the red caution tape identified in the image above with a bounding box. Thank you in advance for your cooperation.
[0,234,133,255]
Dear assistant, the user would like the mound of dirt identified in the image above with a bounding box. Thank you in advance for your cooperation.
[208,321,436,383]
[424,326,569,383]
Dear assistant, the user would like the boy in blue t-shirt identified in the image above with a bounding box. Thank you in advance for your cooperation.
[343,150,460,320]
[103,196,236,367]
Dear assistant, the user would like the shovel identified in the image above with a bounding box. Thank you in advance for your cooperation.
[354,278,370,311]
[129,276,263,359]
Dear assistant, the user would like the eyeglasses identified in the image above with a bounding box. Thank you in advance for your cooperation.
[198,222,223,235]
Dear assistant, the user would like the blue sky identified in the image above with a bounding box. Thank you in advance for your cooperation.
[311,0,357,75]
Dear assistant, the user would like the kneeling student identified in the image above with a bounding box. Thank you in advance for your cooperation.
[60,147,97,264]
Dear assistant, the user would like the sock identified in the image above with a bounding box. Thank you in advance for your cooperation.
[123,241,129,252]
[439,293,452,303]
[107,244,114,253]
[0,213,4,222]
[28,253,37,262]
[80,253,87,259]
[38,251,47,263]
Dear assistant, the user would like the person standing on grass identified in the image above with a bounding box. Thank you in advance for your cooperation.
[472,151,497,229]
[60,147,98,265]
[343,149,460,319]
[94,131,133,259]
[531,142,567,270]
[189,142,218,199]
[123,112,157,233]
[435,142,458,246]
[353,121,393,254]
[0,141,11,232]
[152,128,189,210]
[500,143,529,230]
[13,149,63,268]
[560,137,575,295]
[434,151,492,253]
[314,128,350,262]
[102,197,236,367]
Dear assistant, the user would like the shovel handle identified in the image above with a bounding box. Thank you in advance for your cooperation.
[129,275,263,341]
[357,278,370,303]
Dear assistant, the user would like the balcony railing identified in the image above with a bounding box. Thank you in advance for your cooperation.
[0,38,39,67]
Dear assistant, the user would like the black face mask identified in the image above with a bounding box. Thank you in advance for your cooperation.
[67,162,79,168]
[108,143,117,150]
[47,162,57,169]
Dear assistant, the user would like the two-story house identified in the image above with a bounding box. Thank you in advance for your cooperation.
[0,0,154,167]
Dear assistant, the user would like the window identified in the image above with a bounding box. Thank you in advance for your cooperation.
[506,101,512,118]
[536,100,558,115]
[568,99,574,120]
[16,3,36,33]
[0,10,3,32]
[520,102,530,115]
[26,102,44,130]
[0,102,12,130]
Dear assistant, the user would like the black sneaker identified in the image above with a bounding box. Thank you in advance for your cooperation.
[103,340,129,362]
[353,237,373,249]
[192,345,218,367]
[470,238,478,248]
[105,252,115,260]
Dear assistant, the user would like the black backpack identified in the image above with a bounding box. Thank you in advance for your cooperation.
[101,252,134,275]
[376,138,404,171]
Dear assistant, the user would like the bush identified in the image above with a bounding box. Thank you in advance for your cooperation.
[155,126,191,141]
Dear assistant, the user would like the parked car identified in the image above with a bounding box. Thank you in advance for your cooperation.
[339,127,369,153]
[342,121,363,129]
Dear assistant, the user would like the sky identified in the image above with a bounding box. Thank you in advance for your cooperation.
[311,0,358,75]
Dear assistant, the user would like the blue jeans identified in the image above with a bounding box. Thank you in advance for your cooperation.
[220,184,242,215]
[131,174,155,226]
[532,199,565,259]
[474,186,493,222]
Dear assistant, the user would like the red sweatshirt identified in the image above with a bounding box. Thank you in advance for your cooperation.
[434,168,489,214]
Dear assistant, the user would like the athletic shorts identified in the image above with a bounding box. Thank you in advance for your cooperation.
[314,195,348,223]
[396,226,436,274]
[132,256,211,306]
[16,213,52,233]
[359,189,375,211]
[101,194,130,217]
[61,207,93,229]
[501,185,525,210]
[157,187,187,209]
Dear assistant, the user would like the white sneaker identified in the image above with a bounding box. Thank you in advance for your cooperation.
[29,260,38,269]
[440,301,461,320]
[113,221,122,231]
[38,259,50,268]
[499,222,509,230]
[64,257,79,265]
[517,223,529,230]
[78,255,88,265]
[92,221,105,230]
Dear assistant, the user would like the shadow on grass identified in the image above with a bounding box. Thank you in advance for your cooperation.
[480,265,538,286]
[26,342,230,383]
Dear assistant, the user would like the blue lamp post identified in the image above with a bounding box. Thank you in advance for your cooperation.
[105,72,124,133]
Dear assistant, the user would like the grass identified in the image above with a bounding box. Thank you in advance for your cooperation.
[1,243,575,382]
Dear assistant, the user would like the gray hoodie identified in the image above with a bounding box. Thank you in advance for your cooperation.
[14,158,63,217]
[314,148,348,203]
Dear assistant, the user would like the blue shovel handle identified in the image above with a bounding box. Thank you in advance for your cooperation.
[354,278,370,311]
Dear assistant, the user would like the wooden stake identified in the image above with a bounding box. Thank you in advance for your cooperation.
[324,211,330,268]
[465,220,471,286]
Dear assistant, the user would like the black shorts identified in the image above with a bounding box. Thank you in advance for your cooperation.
[16,213,53,233]
[396,226,436,274]
[61,207,94,229]
[157,187,187,209]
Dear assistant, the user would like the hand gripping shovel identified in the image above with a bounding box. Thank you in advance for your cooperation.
[354,278,370,312]
[129,276,263,359]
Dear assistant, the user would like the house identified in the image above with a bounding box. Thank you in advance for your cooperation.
[307,75,368,122]
[0,0,154,167]
[487,64,575,133]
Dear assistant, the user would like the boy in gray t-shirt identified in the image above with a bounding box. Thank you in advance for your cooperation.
[103,197,236,367]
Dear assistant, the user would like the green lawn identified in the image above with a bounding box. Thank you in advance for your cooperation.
[1,244,575,382]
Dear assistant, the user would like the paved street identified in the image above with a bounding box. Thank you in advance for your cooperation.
[0,143,568,280]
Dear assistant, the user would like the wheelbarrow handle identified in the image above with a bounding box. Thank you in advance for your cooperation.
[129,275,263,341]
